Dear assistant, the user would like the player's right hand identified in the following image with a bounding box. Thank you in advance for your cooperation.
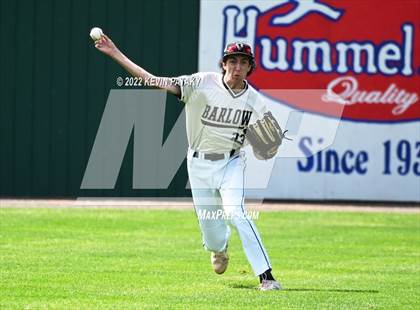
[94,34,119,57]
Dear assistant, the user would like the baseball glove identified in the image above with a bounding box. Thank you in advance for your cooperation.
[246,112,289,160]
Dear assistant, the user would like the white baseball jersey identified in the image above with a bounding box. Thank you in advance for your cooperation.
[177,72,267,153]
[178,72,274,276]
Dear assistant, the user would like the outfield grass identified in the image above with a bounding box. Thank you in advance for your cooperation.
[0,207,419,309]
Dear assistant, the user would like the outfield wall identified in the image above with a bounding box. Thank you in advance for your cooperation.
[0,0,418,202]
[0,0,198,197]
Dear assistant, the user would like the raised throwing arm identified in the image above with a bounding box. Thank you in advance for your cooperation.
[94,33,181,97]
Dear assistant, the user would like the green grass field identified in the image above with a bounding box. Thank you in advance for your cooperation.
[1,207,419,309]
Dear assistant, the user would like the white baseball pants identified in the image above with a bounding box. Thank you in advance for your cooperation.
[187,148,272,276]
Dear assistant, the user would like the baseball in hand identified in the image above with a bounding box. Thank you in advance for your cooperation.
[90,27,103,41]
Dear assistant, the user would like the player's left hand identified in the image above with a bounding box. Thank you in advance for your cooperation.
[246,112,291,160]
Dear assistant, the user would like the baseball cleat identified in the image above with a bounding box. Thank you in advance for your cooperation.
[211,247,229,274]
[259,279,282,291]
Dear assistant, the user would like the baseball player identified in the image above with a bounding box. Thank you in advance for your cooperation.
[94,34,282,291]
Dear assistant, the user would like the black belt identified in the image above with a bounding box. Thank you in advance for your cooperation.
[193,149,239,161]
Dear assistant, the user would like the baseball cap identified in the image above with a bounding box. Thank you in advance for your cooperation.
[223,42,254,59]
